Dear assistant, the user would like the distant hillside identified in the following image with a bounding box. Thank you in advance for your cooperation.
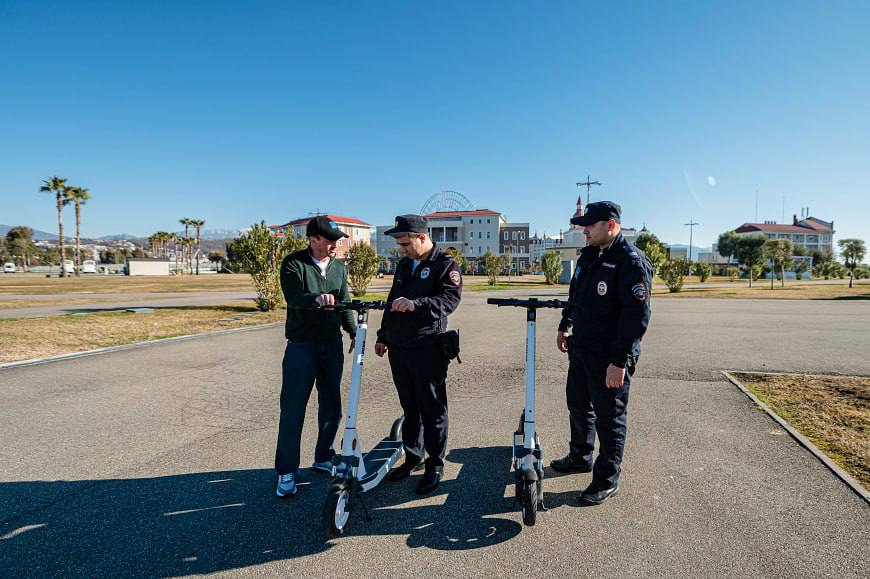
[0,224,63,241]
[97,233,142,241]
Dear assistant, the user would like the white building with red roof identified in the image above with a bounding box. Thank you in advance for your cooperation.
[272,214,373,259]
[735,214,834,254]
[376,209,513,272]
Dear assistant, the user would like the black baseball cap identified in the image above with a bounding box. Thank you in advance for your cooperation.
[384,214,428,237]
[306,215,348,241]
[570,201,621,226]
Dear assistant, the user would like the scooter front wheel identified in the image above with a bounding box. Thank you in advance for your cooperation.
[323,487,351,538]
[520,480,538,526]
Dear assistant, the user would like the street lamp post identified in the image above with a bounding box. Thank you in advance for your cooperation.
[684,220,699,262]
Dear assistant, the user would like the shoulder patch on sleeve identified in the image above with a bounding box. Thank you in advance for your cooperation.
[631,282,648,301]
[449,270,462,285]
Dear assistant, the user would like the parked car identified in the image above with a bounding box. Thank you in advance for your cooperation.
[62,259,75,276]
[3,262,15,273]
[81,259,97,274]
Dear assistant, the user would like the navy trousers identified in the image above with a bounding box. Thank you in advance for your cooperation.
[388,344,449,469]
[566,349,635,490]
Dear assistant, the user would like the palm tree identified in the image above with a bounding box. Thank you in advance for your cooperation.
[39,176,68,276]
[66,186,91,277]
[180,237,195,273]
[169,232,180,273]
[179,218,192,273]
[190,219,206,274]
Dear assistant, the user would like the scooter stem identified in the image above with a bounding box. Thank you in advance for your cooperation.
[343,310,367,440]
[524,308,537,450]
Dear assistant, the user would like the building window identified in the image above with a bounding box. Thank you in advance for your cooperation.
[520,232,525,240]
[478,232,482,239]
[512,231,518,240]
[504,231,508,240]
[487,219,491,224]
[478,246,482,253]
[487,232,491,239]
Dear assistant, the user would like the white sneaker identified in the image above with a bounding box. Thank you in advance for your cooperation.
[276,473,297,497]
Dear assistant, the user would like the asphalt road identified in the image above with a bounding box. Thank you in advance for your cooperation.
[1,291,868,577]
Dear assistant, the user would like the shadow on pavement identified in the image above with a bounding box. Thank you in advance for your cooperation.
[0,446,528,576]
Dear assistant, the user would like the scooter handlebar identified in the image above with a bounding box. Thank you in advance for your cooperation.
[486,297,574,309]
[310,300,392,311]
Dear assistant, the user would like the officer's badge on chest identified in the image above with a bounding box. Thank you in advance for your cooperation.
[420,267,430,279]
[597,281,608,295]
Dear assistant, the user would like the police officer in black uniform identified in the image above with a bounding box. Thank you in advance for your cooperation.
[550,201,653,505]
[375,214,463,495]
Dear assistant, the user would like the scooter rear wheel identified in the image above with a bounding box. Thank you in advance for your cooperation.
[521,480,538,526]
[323,487,351,538]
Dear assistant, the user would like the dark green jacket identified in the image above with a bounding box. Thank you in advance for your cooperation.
[280,249,356,341]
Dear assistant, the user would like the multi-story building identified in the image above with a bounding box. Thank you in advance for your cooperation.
[273,214,373,259]
[735,214,834,254]
[529,234,564,266]
[377,210,536,272]
[424,209,504,256]
[499,222,530,273]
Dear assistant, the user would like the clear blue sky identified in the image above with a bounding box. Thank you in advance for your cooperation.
[2,1,868,248]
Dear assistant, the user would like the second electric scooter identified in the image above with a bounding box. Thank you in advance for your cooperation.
[316,300,405,538]
[486,297,573,526]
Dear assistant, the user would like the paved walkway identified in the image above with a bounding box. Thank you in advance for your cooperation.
[0,292,867,576]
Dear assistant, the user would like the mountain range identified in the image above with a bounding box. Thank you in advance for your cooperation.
[1,224,248,242]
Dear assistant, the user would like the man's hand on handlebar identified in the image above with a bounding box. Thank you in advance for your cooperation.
[375,342,387,357]
[314,294,336,308]
[557,331,570,353]
[391,297,416,313]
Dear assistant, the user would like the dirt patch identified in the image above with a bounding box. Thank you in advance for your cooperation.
[732,372,869,489]
[0,303,284,364]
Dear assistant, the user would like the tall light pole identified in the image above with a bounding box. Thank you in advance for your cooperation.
[684,220,699,262]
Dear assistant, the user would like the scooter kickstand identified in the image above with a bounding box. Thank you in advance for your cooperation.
[356,491,374,522]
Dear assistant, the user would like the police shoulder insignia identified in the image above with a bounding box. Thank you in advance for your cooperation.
[597,281,608,295]
[632,282,648,301]
[420,267,430,279]
[449,270,461,285]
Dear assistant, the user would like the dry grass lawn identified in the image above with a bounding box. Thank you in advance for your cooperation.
[656,283,870,300]
[0,274,256,295]
[0,303,283,364]
[733,372,869,489]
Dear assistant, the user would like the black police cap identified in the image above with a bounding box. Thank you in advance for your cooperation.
[570,201,622,226]
[384,214,428,237]
[306,215,348,241]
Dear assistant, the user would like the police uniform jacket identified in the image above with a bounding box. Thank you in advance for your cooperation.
[377,243,463,348]
[558,232,653,368]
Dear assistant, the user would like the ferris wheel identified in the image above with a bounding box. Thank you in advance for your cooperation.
[419,190,474,214]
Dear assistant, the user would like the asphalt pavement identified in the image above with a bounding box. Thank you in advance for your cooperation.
[0,291,867,577]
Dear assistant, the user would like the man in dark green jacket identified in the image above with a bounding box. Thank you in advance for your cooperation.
[274,216,357,498]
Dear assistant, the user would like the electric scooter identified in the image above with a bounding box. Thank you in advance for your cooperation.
[316,300,405,538]
[486,297,573,526]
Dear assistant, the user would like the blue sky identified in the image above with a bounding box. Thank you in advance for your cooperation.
[1,1,868,248]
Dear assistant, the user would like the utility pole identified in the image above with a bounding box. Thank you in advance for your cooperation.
[684,220,699,262]
[576,175,602,206]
